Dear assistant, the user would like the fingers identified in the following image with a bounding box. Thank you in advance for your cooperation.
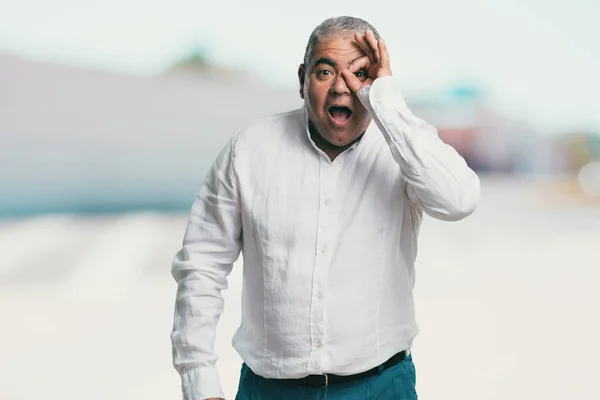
[354,31,376,65]
[342,68,374,94]
[341,69,363,93]
[377,38,390,70]
[345,29,392,89]
[354,29,380,64]
[348,55,370,74]
[364,29,380,63]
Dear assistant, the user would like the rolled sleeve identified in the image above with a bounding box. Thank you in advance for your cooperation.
[358,76,480,221]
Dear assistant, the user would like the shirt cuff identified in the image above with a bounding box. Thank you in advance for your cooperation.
[181,366,224,400]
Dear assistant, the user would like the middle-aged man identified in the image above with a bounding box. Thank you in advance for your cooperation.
[170,16,480,400]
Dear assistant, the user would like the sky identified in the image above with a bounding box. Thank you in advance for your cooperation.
[1,0,599,134]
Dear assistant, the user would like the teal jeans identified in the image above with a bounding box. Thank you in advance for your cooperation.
[234,354,418,400]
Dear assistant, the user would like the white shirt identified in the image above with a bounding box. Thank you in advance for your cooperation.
[170,76,480,400]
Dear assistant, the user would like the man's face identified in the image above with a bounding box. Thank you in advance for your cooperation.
[298,35,372,147]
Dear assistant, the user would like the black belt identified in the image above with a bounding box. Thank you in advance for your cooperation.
[288,350,410,388]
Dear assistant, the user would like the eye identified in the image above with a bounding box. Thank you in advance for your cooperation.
[355,70,367,78]
[318,69,332,77]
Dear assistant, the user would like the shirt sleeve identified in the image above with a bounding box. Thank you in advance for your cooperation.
[170,133,243,400]
[357,76,480,221]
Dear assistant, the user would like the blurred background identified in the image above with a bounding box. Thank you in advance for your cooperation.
[1,1,599,399]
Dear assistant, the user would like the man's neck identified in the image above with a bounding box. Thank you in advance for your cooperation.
[308,121,364,161]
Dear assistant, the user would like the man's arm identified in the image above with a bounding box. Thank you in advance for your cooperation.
[343,29,480,221]
[357,76,480,221]
[170,134,242,400]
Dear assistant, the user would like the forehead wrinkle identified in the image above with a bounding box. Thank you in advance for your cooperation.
[313,36,365,57]
[317,43,364,55]
[312,47,365,69]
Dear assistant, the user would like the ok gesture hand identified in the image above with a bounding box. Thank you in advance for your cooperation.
[342,29,392,93]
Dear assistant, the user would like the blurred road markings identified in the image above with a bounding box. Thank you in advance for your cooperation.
[62,212,172,299]
[0,215,79,279]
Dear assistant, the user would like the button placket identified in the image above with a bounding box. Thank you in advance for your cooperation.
[307,157,335,372]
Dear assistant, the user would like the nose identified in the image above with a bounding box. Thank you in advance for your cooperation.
[329,73,350,96]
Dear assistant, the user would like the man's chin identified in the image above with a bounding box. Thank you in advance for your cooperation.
[309,120,361,148]
[323,133,358,147]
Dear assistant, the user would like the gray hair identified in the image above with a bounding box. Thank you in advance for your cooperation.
[302,16,381,69]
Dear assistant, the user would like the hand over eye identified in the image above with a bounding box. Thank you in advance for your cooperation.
[342,29,392,93]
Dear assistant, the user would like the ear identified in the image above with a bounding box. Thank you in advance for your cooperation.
[297,64,305,100]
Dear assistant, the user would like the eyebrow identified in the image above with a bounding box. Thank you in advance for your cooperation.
[313,57,337,69]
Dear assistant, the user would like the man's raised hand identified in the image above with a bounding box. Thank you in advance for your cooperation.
[342,29,392,93]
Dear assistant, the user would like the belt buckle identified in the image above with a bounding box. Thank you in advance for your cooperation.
[321,374,329,388]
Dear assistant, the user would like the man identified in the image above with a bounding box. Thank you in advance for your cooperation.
[170,16,480,400]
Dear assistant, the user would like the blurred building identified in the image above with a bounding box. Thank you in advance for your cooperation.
[553,131,600,174]
[0,53,301,217]
[412,85,557,176]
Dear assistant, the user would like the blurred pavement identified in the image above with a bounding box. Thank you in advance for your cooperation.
[1,176,598,400]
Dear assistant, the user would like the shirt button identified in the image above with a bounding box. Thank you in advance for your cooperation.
[317,292,323,299]
[323,198,331,206]
[316,340,322,347]
[320,244,327,254]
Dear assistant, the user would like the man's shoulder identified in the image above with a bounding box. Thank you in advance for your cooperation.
[233,108,304,146]
[251,107,304,124]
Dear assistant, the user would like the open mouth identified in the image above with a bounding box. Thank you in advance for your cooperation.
[328,106,353,125]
